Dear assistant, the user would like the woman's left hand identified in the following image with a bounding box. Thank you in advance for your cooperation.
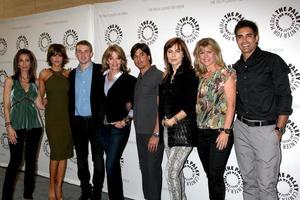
[162,117,176,128]
[112,120,126,128]
[216,132,229,150]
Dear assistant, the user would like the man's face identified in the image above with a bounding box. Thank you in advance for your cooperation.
[133,49,151,71]
[236,27,259,59]
[75,44,93,66]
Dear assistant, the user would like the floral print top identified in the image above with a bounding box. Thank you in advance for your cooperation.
[196,66,235,129]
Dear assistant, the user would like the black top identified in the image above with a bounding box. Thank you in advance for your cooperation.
[68,63,103,126]
[159,65,198,120]
[100,73,136,123]
[234,47,293,120]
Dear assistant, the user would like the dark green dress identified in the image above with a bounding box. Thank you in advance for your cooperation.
[45,70,73,160]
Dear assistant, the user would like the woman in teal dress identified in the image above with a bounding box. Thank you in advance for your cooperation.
[2,49,43,200]
[39,44,73,200]
[193,38,236,200]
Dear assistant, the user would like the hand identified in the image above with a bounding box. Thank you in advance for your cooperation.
[35,97,45,110]
[112,120,126,128]
[147,135,159,152]
[216,132,229,150]
[43,98,48,106]
[162,117,176,128]
[275,130,283,141]
[7,126,17,144]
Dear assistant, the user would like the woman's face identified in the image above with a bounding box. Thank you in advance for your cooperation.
[199,45,217,68]
[50,54,63,67]
[18,54,31,72]
[167,44,184,68]
[107,51,122,71]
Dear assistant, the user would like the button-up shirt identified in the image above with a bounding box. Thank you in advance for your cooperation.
[234,47,293,120]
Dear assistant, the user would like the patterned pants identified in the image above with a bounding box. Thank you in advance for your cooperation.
[164,129,192,200]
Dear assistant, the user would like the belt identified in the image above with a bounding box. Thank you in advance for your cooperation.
[237,115,276,127]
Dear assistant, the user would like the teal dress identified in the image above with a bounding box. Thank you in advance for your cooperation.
[10,79,42,130]
[45,70,73,160]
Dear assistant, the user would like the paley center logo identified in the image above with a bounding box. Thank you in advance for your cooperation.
[105,24,123,45]
[224,165,243,194]
[277,172,299,200]
[270,6,300,38]
[43,139,50,157]
[137,20,158,45]
[38,32,52,52]
[281,119,299,150]
[0,69,8,87]
[288,63,300,92]
[0,132,9,150]
[183,159,200,186]
[175,16,199,44]
[0,38,8,56]
[219,12,244,41]
[16,35,28,50]
[63,29,78,51]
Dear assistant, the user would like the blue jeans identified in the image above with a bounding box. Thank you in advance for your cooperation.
[71,117,104,196]
[2,128,42,200]
[100,125,130,200]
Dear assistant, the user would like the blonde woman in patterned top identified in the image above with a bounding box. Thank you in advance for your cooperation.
[193,38,236,200]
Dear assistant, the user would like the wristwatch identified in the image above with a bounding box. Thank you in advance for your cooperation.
[275,126,286,134]
[219,128,232,135]
[153,132,159,137]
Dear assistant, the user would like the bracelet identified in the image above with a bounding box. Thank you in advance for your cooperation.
[152,132,159,137]
[173,116,179,124]
[5,122,11,127]
[219,128,232,134]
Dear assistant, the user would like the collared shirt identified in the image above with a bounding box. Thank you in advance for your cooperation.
[133,65,162,133]
[104,70,123,96]
[234,47,293,120]
[75,62,93,116]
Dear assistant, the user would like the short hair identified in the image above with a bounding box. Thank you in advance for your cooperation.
[102,44,130,73]
[163,37,192,78]
[12,49,37,83]
[47,43,69,67]
[76,40,93,52]
[234,19,259,36]
[193,38,226,75]
[130,43,152,64]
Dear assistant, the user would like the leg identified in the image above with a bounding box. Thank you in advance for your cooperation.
[252,125,281,200]
[72,118,92,198]
[165,146,192,200]
[234,119,259,200]
[23,128,42,199]
[136,134,164,200]
[90,126,105,200]
[101,126,130,200]
[55,160,67,200]
[2,130,25,200]
[49,160,59,200]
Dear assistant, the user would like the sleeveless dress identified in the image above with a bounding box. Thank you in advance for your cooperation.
[10,79,42,130]
[45,70,73,160]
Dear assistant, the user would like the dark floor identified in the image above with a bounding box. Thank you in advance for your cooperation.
[0,167,133,200]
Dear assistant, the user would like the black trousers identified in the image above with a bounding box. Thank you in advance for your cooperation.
[72,117,105,198]
[2,128,42,200]
[194,128,233,200]
[136,133,164,200]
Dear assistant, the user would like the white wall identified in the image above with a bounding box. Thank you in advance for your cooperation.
[1,1,300,199]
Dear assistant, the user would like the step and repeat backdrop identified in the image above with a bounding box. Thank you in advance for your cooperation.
[0,0,300,199]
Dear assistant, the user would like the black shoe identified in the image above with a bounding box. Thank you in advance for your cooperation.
[91,190,102,200]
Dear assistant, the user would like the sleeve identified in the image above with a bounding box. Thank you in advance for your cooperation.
[271,54,293,115]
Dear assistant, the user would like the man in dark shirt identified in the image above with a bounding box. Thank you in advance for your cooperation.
[233,20,292,200]
[130,43,164,200]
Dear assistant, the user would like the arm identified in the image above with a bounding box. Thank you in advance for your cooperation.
[216,72,236,150]
[3,77,17,144]
[148,96,160,152]
[38,69,47,106]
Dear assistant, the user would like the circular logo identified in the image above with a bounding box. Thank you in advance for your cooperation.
[120,157,124,168]
[63,29,79,51]
[0,133,9,150]
[16,35,29,50]
[38,32,52,52]
[0,69,7,87]
[105,24,123,45]
[42,139,50,157]
[270,6,300,38]
[175,16,200,44]
[219,12,245,41]
[183,159,200,186]
[0,38,8,56]
[224,165,243,194]
[288,64,300,92]
[137,20,159,45]
[281,120,299,150]
[0,101,4,120]
[277,172,299,200]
